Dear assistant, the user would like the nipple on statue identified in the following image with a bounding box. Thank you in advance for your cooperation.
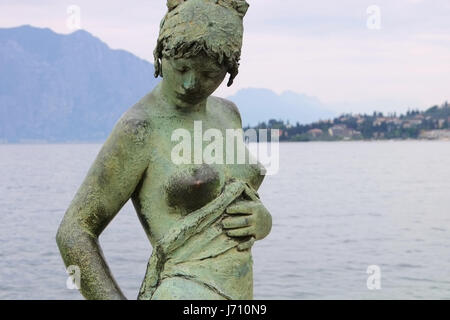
[165,164,225,214]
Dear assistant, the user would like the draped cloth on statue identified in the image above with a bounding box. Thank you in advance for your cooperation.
[138,179,259,300]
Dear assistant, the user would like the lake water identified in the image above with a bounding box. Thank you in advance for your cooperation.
[1,141,450,300]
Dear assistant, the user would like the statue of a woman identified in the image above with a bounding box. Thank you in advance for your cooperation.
[56,0,272,300]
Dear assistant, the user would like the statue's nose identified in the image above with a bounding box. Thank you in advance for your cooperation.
[182,72,197,91]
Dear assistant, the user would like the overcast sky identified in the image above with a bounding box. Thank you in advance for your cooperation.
[1,0,449,113]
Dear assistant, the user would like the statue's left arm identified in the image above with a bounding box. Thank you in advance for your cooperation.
[218,98,273,250]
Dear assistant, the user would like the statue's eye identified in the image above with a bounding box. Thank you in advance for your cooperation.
[176,66,189,73]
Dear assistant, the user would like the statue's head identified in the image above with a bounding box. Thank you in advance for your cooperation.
[154,0,249,88]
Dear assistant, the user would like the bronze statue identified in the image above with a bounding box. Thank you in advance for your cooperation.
[56,0,272,300]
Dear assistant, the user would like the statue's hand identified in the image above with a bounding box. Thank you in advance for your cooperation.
[222,199,272,251]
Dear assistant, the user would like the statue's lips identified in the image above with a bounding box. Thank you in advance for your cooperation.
[175,91,202,103]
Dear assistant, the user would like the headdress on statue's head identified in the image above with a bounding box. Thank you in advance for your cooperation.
[154,0,249,86]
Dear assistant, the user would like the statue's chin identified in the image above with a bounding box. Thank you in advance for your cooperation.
[174,96,204,109]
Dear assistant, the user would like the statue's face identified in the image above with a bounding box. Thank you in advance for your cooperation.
[161,53,227,108]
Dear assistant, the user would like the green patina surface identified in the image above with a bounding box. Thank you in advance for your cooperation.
[56,0,272,300]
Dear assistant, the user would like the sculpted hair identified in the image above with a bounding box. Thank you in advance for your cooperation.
[154,0,249,87]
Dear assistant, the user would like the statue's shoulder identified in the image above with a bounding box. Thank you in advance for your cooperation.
[114,92,156,144]
[209,96,242,126]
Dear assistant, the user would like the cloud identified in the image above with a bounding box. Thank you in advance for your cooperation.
[1,0,449,112]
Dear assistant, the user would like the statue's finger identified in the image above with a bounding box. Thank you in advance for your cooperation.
[226,201,254,214]
[222,216,252,229]
[226,226,254,237]
[237,237,256,251]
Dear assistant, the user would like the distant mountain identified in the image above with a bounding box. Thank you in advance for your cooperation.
[0,26,334,142]
[227,88,335,127]
[0,25,158,142]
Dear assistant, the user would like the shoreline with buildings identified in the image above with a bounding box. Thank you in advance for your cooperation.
[246,102,450,142]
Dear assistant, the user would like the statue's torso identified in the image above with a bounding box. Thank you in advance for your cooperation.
[130,92,264,242]
[127,92,264,299]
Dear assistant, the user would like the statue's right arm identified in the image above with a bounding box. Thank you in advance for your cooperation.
[56,114,151,300]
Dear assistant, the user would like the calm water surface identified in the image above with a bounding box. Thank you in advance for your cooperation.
[1,141,449,299]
